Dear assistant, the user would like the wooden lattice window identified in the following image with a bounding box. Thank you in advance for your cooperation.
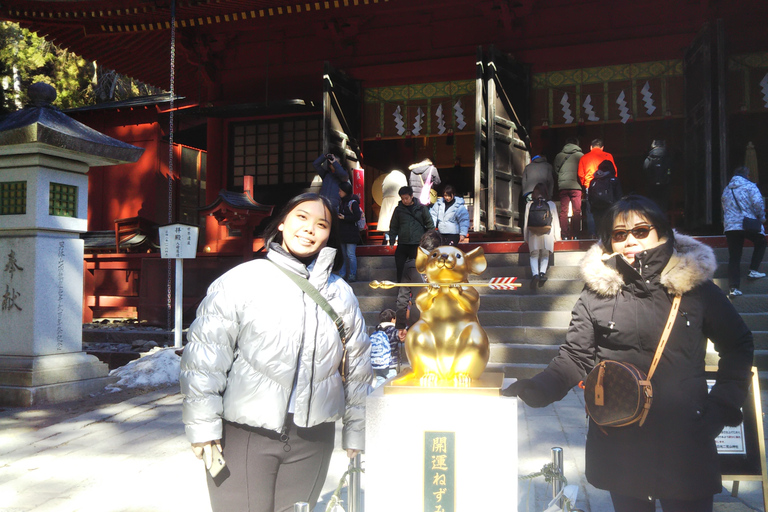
[49,183,77,217]
[231,117,322,188]
[0,181,27,215]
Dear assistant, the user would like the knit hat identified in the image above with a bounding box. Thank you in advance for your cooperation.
[339,181,353,195]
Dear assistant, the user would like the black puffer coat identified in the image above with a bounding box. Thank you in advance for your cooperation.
[528,233,754,500]
[338,194,362,244]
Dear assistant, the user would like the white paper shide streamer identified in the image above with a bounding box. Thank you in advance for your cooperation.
[454,99,467,130]
[583,94,599,121]
[393,105,406,135]
[641,81,656,115]
[412,107,424,136]
[616,90,630,124]
[435,104,446,134]
[560,92,574,124]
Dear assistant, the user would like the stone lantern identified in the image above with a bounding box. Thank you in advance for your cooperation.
[0,83,144,406]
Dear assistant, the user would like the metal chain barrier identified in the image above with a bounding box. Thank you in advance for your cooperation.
[166,0,176,336]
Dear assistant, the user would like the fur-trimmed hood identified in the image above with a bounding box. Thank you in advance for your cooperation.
[408,158,434,174]
[580,232,717,297]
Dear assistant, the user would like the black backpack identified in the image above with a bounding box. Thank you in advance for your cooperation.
[646,155,670,185]
[589,171,620,209]
[527,197,552,228]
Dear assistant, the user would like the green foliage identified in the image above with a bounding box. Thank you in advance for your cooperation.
[0,21,162,113]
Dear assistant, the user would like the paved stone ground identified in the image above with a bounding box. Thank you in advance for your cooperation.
[0,385,765,511]
[517,388,767,512]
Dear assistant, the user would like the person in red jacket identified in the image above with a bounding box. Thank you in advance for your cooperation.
[578,138,617,189]
[579,139,617,236]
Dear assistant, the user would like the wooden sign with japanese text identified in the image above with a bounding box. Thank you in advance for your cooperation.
[159,223,199,259]
[707,366,768,512]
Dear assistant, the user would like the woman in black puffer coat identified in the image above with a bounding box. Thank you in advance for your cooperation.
[504,195,754,512]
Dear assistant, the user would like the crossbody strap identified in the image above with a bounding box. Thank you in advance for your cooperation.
[558,151,577,174]
[402,205,429,230]
[647,294,682,381]
[731,189,745,214]
[731,188,757,219]
[269,260,348,345]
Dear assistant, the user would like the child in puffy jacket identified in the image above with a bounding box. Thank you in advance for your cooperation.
[370,309,399,387]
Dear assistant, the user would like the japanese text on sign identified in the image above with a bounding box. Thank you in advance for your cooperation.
[159,224,199,259]
[424,432,455,512]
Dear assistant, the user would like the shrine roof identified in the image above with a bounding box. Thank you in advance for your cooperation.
[201,190,274,214]
[0,0,396,93]
[65,93,182,113]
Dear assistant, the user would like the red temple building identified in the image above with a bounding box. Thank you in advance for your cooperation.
[1,0,767,322]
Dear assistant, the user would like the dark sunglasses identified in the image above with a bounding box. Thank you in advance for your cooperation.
[611,225,655,243]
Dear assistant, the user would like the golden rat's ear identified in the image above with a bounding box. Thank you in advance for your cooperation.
[463,246,487,275]
[415,246,431,274]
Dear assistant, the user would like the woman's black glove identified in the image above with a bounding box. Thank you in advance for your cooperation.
[701,400,743,440]
[501,378,552,408]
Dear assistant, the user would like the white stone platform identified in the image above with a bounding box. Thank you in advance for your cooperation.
[365,381,517,512]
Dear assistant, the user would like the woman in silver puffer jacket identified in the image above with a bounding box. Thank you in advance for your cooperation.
[180,193,372,512]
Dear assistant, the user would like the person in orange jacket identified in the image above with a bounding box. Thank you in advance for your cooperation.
[578,138,617,189]
[579,139,617,236]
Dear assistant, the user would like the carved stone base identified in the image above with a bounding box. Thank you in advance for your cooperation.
[0,353,115,406]
[365,384,517,512]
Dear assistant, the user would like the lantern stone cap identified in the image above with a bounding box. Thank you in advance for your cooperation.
[0,82,144,166]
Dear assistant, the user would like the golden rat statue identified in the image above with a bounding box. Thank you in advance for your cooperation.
[396,245,490,386]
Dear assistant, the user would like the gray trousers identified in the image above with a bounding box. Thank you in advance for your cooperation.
[207,417,335,512]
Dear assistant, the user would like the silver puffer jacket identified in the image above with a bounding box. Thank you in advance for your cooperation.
[180,245,372,450]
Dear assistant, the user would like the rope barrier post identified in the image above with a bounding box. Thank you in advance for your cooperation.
[348,453,362,512]
[551,447,564,504]
[293,502,309,512]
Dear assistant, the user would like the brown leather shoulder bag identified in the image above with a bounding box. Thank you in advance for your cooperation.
[584,294,681,428]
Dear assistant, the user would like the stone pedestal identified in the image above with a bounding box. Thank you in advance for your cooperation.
[0,83,143,406]
[365,383,517,512]
[0,155,116,406]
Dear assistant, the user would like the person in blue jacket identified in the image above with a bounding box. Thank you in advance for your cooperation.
[313,152,349,211]
[430,185,470,245]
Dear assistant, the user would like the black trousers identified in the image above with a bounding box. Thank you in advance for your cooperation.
[725,229,767,288]
[440,233,460,246]
[207,419,335,512]
[610,493,713,512]
[648,183,671,214]
[395,244,419,282]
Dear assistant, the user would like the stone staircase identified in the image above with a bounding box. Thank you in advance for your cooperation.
[353,242,768,384]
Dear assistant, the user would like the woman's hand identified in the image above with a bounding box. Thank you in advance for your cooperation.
[346,449,360,458]
[459,235,467,243]
[192,440,222,469]
[501,379,551,408]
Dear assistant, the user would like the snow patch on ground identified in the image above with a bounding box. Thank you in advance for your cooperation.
[106,347,181,392]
